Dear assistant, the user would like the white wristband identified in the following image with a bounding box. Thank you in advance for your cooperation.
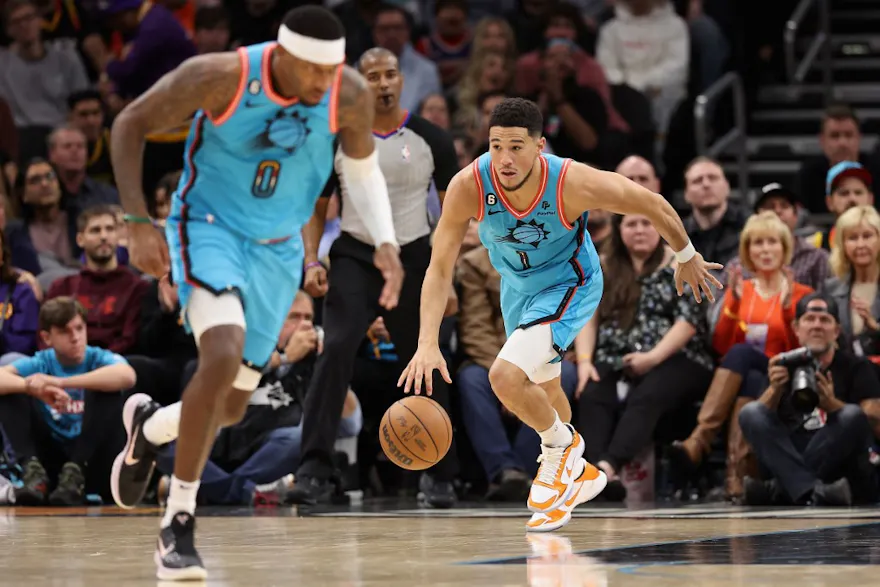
[674,240,696,263]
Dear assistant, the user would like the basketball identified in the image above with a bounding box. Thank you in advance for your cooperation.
[379,396,452,471]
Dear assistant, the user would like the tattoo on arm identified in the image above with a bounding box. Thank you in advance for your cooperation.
[110,54,239,216]
[335,66,375,159]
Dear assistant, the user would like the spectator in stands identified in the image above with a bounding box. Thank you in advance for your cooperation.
[47,125,119,211]
[576,213,713,501]
[596,0,689,135]
[227,0,285,48]
[0,0,89,150]
[127,272,195,407]
[46,206,148,354]
[372,3,441,112]
[453,132,475,170]
[67,91,113,187]
[38,0,108,84]
[150,170,178,224]
[682,156,749,267]
[504,0,555,54]
[101,0,197,102]
[468,92,508,154]
[470,15,517,63]
[809,162,874,251]
[739,293,880,506]
[823,206,880,366]
[0,226,38,364]
[16,158,80,269]
[155,291,361,506]
[1,188,41,276]
[671,212,813,500]
[515,3,629,153]
[455,54,514,140]
[528,39,609,167]
[609,154,663,249]
[193,5,230,54]
[419,94,451,131]
[724,183,830,290]
[456,241,577,501]
[0,97,18,185]
[416,0,471,88]
[0,297,135,506]
[794,103,880,215]
[673,0,729,91]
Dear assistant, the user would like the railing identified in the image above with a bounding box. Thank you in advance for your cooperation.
[784,0,833,100]
[694,72,749,203]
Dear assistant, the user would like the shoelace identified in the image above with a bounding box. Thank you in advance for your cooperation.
[535,445,566,485]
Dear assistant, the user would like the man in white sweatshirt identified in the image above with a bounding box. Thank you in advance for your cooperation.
[596,0,689,135]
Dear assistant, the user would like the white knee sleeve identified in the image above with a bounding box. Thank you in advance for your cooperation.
[496,324,560,383]
[234,365,262,392]
[186,288,246,346]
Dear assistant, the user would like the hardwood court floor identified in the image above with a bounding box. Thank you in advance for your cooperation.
[2,503,879,586]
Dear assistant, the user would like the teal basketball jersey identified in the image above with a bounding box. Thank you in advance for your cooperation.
[170,42,341,242]
[472,152,601,294]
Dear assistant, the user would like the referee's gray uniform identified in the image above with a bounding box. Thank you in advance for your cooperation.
[296,113,460,485]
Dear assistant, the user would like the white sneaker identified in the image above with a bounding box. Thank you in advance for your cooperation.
[526,459,608,532]
[528,424,585,513]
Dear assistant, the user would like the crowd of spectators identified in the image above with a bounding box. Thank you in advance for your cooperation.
[0,0,878,510]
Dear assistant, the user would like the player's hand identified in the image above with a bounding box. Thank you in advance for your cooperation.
[129,222,170,278]
[674,252,723,303]
[374,243,404,310]
[303,263,329,298]
[397,345,451,396]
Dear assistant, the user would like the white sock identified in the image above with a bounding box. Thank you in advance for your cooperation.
[538,413,573,447]
[161,476,200,528]
[143,402,181,445]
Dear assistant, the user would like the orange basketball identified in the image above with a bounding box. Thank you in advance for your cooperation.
[379,396,452,471]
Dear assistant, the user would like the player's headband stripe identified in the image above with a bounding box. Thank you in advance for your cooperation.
[277,25,345,66]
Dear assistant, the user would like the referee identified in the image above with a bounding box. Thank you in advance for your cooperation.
[290,48,461,507]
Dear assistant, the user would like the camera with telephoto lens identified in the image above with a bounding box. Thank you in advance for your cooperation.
[775,347,821,413]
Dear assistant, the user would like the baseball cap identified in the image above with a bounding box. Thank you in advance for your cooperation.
[795,292,840,323]
[826,161,873,196]
[754,182,799,212]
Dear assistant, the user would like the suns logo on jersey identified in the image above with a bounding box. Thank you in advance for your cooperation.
[256,110,311,154]
[496,219,550,249]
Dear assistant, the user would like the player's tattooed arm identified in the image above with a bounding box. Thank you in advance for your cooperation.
[335,66,376,158]
[110,53,240,217]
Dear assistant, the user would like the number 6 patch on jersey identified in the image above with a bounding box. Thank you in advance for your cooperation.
[486,192,497,206]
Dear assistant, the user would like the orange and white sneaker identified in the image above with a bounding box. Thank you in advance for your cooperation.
[526,459,607,533]
[528,424,585,513]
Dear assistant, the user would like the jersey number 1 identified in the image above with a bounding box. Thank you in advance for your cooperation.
[252,160,281,198]
[517,250,531,270]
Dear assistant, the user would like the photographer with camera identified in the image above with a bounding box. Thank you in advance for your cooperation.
[738,293,880,506]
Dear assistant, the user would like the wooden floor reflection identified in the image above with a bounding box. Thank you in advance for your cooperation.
[1,505,879,586]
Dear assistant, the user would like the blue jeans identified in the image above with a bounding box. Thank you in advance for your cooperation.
[157,427,301,505]
[457,361,577,482]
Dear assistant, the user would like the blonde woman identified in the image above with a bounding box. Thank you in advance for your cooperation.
[470,17,517,64]
[453,52,515,138]
[823,205,880,364]
[670,211,813,499]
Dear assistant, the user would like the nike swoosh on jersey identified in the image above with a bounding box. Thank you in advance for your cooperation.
[487,209,505,215]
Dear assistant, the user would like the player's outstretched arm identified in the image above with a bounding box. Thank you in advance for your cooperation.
[564,163,723,303]
[110,53,240,277]
[398,168,479,395]
[335,65,403,309]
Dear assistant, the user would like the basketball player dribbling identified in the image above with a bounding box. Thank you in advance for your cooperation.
[399,98,723,532]
[107,7,404,580]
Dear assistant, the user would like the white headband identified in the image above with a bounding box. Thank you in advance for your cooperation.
[277,24,345,66]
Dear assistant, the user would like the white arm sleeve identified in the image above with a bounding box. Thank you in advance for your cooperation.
[338,150,399,249]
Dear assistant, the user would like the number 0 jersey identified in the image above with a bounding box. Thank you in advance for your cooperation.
[171,42,341,242]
